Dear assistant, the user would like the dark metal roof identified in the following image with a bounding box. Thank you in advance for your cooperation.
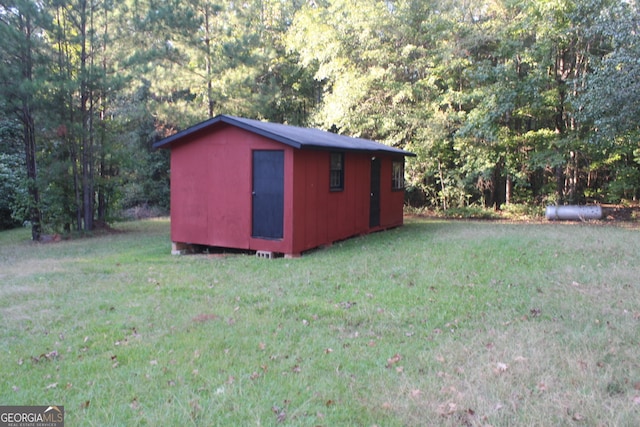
[152,114,415,157]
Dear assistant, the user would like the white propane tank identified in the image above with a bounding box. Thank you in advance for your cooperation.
[545,205,603,221]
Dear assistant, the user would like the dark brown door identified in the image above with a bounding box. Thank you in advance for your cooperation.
[252,150,284,239]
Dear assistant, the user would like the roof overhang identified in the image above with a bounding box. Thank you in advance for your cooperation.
[153,114,416,157]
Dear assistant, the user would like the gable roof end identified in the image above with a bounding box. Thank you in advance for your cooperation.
[152,114,415,157]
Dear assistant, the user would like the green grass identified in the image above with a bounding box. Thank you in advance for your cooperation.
[1,218,639,426]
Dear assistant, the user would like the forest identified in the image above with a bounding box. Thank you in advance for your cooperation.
[1,0,639,239]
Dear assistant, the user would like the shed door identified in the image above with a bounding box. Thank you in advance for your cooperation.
[252,150,284,239]
[370,157,381,228]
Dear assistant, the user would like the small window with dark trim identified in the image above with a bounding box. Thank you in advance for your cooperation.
[392,160,405,190]
[330,152,344,191]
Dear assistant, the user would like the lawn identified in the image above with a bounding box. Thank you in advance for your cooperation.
[1,217,639,426]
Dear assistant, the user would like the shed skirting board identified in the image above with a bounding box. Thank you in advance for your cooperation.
[170,221,403,258]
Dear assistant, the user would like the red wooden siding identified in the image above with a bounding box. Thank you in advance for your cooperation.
[170,125,294,254]
[289,151,404,255]
[379,157,406,229]
[169,124,405,257]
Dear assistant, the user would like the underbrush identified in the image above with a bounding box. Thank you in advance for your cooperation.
[405,203,545,221]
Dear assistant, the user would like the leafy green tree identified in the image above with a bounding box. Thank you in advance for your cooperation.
[3,0,640,232]
[38,0,130,232]
[0,115,24,229]
[288,0,635,209]
[0,0,48,239]
[574,0,640,202]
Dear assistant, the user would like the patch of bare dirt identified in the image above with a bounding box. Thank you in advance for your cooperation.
[38,234,62,243]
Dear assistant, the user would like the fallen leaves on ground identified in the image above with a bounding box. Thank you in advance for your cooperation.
[338,301,357,309]
[190,399,201,418]
[438,402,478,426]
[272,402,289,423]
[115,327,140,346]
[31,350,59,363]
[571,411,584,421]
[192,313,219,322]
[386,353,402,368]
[130,397,140,410]
[437,402,457,416]
[494,362,509,374]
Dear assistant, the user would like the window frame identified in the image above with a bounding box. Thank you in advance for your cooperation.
[330,152,345,191]
[392,159,405,191]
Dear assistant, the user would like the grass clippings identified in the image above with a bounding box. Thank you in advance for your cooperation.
[1,217,639,426]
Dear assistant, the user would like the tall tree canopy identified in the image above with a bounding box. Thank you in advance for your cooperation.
[0,0,638,236]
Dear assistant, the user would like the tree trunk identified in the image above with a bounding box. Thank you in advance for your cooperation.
[438,158,447,210]
[203,4,215,118]
[20,11,41,241]
[22,103,41,241]
[505,174,512,205]
[80,0,94,231]
[555,163,565,204]
[96,4,112,224]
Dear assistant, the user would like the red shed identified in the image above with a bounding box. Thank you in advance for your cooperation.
[153,115,415,257]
